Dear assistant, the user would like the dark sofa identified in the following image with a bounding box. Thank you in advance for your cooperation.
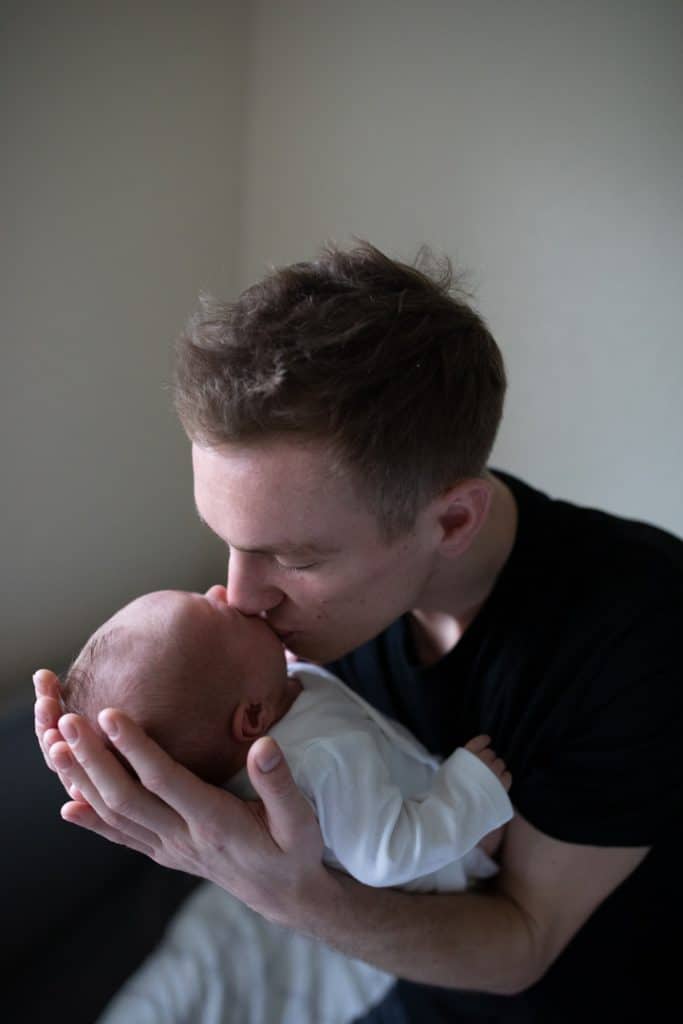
[3,699,199,1023]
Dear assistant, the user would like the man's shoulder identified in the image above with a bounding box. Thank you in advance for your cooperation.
[497,470,683,596]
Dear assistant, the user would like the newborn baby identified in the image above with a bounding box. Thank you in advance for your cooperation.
[62,587,513,891]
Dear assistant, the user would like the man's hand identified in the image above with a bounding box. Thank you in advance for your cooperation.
[33,668,325,923]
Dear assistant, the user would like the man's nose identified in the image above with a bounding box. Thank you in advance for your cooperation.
[226,550,283,615]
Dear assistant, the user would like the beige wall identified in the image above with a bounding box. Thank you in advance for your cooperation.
[3,1,682,703]
[2,1,246,700]
[241,0,683,531]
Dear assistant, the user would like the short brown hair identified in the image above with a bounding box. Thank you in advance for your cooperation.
[174,240,506,538]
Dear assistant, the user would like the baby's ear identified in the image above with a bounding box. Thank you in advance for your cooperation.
[231,700,270,742]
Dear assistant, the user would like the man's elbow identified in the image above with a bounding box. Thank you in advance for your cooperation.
[483,954,543,997]
[495,962,544,998]
[486,952,547,997]
[488,901,552,996]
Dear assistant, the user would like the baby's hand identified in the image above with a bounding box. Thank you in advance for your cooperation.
[464,734,512,859]
[464,734,512,792]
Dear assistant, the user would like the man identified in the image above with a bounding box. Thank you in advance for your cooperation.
[35,241,682,1021]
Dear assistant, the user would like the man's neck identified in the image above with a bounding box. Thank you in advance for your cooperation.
[410,473,518,666]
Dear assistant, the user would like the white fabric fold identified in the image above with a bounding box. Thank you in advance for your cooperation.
[230,662,513,890]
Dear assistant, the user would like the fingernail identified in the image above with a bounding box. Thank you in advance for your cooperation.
[256,739,281,773]
[51,746,72,772]
[60,719,78,744]
[99,711,118,739]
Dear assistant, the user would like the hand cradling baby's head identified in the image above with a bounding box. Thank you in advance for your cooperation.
[61,590,289,784]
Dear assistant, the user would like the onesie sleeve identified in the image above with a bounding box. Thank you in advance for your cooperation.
[298,733,513,888]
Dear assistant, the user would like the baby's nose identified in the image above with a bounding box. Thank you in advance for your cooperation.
[204,584,228,602]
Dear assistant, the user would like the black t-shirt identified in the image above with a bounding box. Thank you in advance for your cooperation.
[327,472,683,1022]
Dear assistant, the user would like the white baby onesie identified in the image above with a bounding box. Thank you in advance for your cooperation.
[229,662,513,891]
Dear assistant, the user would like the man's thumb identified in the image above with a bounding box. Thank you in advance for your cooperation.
[246,737,316,850]
[251,736,284,775]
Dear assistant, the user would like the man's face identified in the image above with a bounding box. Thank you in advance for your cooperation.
[192,439,441,662]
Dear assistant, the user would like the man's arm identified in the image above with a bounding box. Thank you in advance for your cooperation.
[289,813,649,995]
[33,670,649,997]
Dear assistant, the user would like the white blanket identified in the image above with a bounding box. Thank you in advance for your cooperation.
[97,881,394,1024]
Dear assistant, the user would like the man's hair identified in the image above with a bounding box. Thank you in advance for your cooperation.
[174,240,506,538]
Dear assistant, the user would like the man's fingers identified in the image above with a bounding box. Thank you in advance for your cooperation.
[55,713,183,838]
[246,737,319,852]
[33,669,62,701]
[44,728,77,793]
[44,727,62,748]
[35,695,61,729]
[95,708,242,825]
[35,696,64,772]
[61,800,158,859]
[34,670,65,772]
[49,737,164,850]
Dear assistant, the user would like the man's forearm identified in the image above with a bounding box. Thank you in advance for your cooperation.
[280,869,538,996]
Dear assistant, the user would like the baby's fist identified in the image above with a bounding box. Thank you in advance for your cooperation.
[464,734,512,792]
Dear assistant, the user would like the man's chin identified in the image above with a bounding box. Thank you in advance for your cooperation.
[286,634,362,666]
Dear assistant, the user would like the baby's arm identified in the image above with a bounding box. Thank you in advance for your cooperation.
[299,731,513,889]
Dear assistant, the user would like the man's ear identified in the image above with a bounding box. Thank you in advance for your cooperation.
[231,700,272,742]
[433,478,493,557]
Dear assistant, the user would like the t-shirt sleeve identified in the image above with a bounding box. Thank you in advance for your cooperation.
[512,600,683,846]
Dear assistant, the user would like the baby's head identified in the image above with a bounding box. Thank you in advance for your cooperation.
[61,587,292,784]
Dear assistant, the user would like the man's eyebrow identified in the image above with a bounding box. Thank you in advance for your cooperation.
[193,507,339,555]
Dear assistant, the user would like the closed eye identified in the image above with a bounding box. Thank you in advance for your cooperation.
[275,559,318,572]
[223,542,321,572]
